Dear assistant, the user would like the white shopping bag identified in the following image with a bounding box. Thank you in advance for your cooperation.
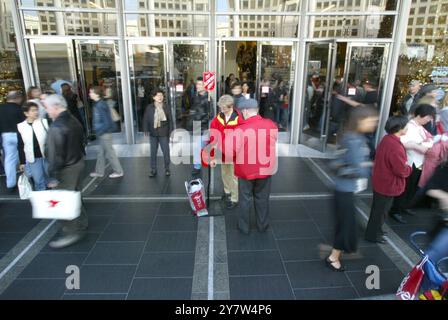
[29,190,81,220]
[18,173,33,200]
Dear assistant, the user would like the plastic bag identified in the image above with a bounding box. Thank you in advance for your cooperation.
[18,173,33,200]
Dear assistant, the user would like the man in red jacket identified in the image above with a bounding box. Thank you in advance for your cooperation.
[209,95,244,209]
[365,116,412,243]
[231,98,278,234]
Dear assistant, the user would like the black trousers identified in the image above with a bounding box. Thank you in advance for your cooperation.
[333,191,358,253]
[390,164,421,214]
[237,177,271,233]
[149,136,170,171]
[365,192,394,241]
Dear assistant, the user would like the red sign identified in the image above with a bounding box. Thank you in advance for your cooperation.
[203,72,215,91]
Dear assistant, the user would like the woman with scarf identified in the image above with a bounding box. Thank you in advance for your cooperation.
[143,89,173,178]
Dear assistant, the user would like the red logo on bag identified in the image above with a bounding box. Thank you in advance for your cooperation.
[203,72,215,91]
[191,191,206,211]
[48,200,60,208]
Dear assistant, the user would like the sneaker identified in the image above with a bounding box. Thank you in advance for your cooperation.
[109,172,124,178]
[165,169,171,176]
[149,170,157,178]
[48,233,85,249]
[90,172,104,178]
[226,201,238,210]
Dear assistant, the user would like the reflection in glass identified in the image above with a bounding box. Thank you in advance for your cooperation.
[216,0,301,12]
[78,42,122,135]
[308,0,397,12]
[130,44,166,132]
[24,11,118,36]
[20,0,117,9]
[126,14,208,37]
[310,15,394,38]
[0,1,24,102]
[33,43,75,92]
[239,15,299,38]
[259,45,293,132]
[125,0,208,11]
[172,44,206,130]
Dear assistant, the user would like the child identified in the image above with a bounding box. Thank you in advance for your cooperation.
[365,116,412,243]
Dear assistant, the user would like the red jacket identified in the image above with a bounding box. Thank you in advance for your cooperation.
[232,115,278,180]
[209,109,244,162]
[372,134,412,196]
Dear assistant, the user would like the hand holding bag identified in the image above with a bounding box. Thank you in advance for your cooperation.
[29,190,81,220]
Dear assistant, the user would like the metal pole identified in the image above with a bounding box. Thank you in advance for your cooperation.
[375,0,411,146]
[9,0,32,89]
[117,0,135,144]
[290,0,308,144]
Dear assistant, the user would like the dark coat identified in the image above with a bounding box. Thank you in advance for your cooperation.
[142,103,173,137]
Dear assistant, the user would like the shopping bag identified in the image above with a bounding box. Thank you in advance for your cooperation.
[396,256,428,300]
[185,179,208,217]
[18,173,33,200]
[29,190,81,221]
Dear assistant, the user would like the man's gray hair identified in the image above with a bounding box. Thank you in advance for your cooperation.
[218,95,234,108]
[44,94,67,109]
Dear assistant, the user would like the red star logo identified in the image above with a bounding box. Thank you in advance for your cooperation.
[48,200,60,208]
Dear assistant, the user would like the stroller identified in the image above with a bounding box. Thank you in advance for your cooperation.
[396,231,448,300]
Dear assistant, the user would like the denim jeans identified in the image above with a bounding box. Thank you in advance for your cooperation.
[2,132,19,188]
[193,134,208,170]
[26,158,49,191]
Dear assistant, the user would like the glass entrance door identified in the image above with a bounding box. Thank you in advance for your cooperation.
[300,41,337,152]
[257,42,294,140]
[76,40,122,139]
[128,42,167,139]
[30,40,77,94]
[168,42,207,130]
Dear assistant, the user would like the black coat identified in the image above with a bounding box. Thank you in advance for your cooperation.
[45,111,86,180]
[142,103,173,137]
[0,102,25,133]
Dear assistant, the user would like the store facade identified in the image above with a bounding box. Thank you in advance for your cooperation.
[1,0,445,152]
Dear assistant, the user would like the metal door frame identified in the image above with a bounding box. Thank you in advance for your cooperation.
[300,40,337,152]
[28,38,77,91]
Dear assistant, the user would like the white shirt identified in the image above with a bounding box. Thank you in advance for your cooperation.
[400,119,433,168]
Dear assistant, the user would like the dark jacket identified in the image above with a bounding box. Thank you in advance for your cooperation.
[93,99,116,136]
[189,92,210,131]
[46,111,85,181]
[63,92,84,129]
[399,93,417,116]
[142,103,173,137]
[0,102,26,133]
[372,134,412,196]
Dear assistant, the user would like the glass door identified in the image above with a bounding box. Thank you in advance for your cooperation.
[29,40,77,94]
[300,41,337,152]
[128,42,167,139]
[76,40,122,140]
[257,42,295,141]
[168,42,207,130]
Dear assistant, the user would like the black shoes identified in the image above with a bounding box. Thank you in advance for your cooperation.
[365,236,387,244]
[402,209,416,216]
[226,201,238,210]
[149,170,157,178]
[325,256,346,272]
[165,169,171,176]
[191,168,201,178]
[390,213,407,224]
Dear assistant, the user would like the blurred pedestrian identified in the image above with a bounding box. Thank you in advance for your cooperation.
[231,81,245,110]
[89,87,124,179]
[44,94,87,249]
[0,91,26,192]
[61,83,85,132]
[27,86,46,118]
[326,106,378,271]
[143,89,173,178]
[400,80,421,117]
[365,116,412,243]
[232,99,278,234]
[17,102,50,191]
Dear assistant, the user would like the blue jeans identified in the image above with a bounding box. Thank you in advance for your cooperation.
[26,158,49,191]
[2,132,19,188]
[193,135,207,170]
